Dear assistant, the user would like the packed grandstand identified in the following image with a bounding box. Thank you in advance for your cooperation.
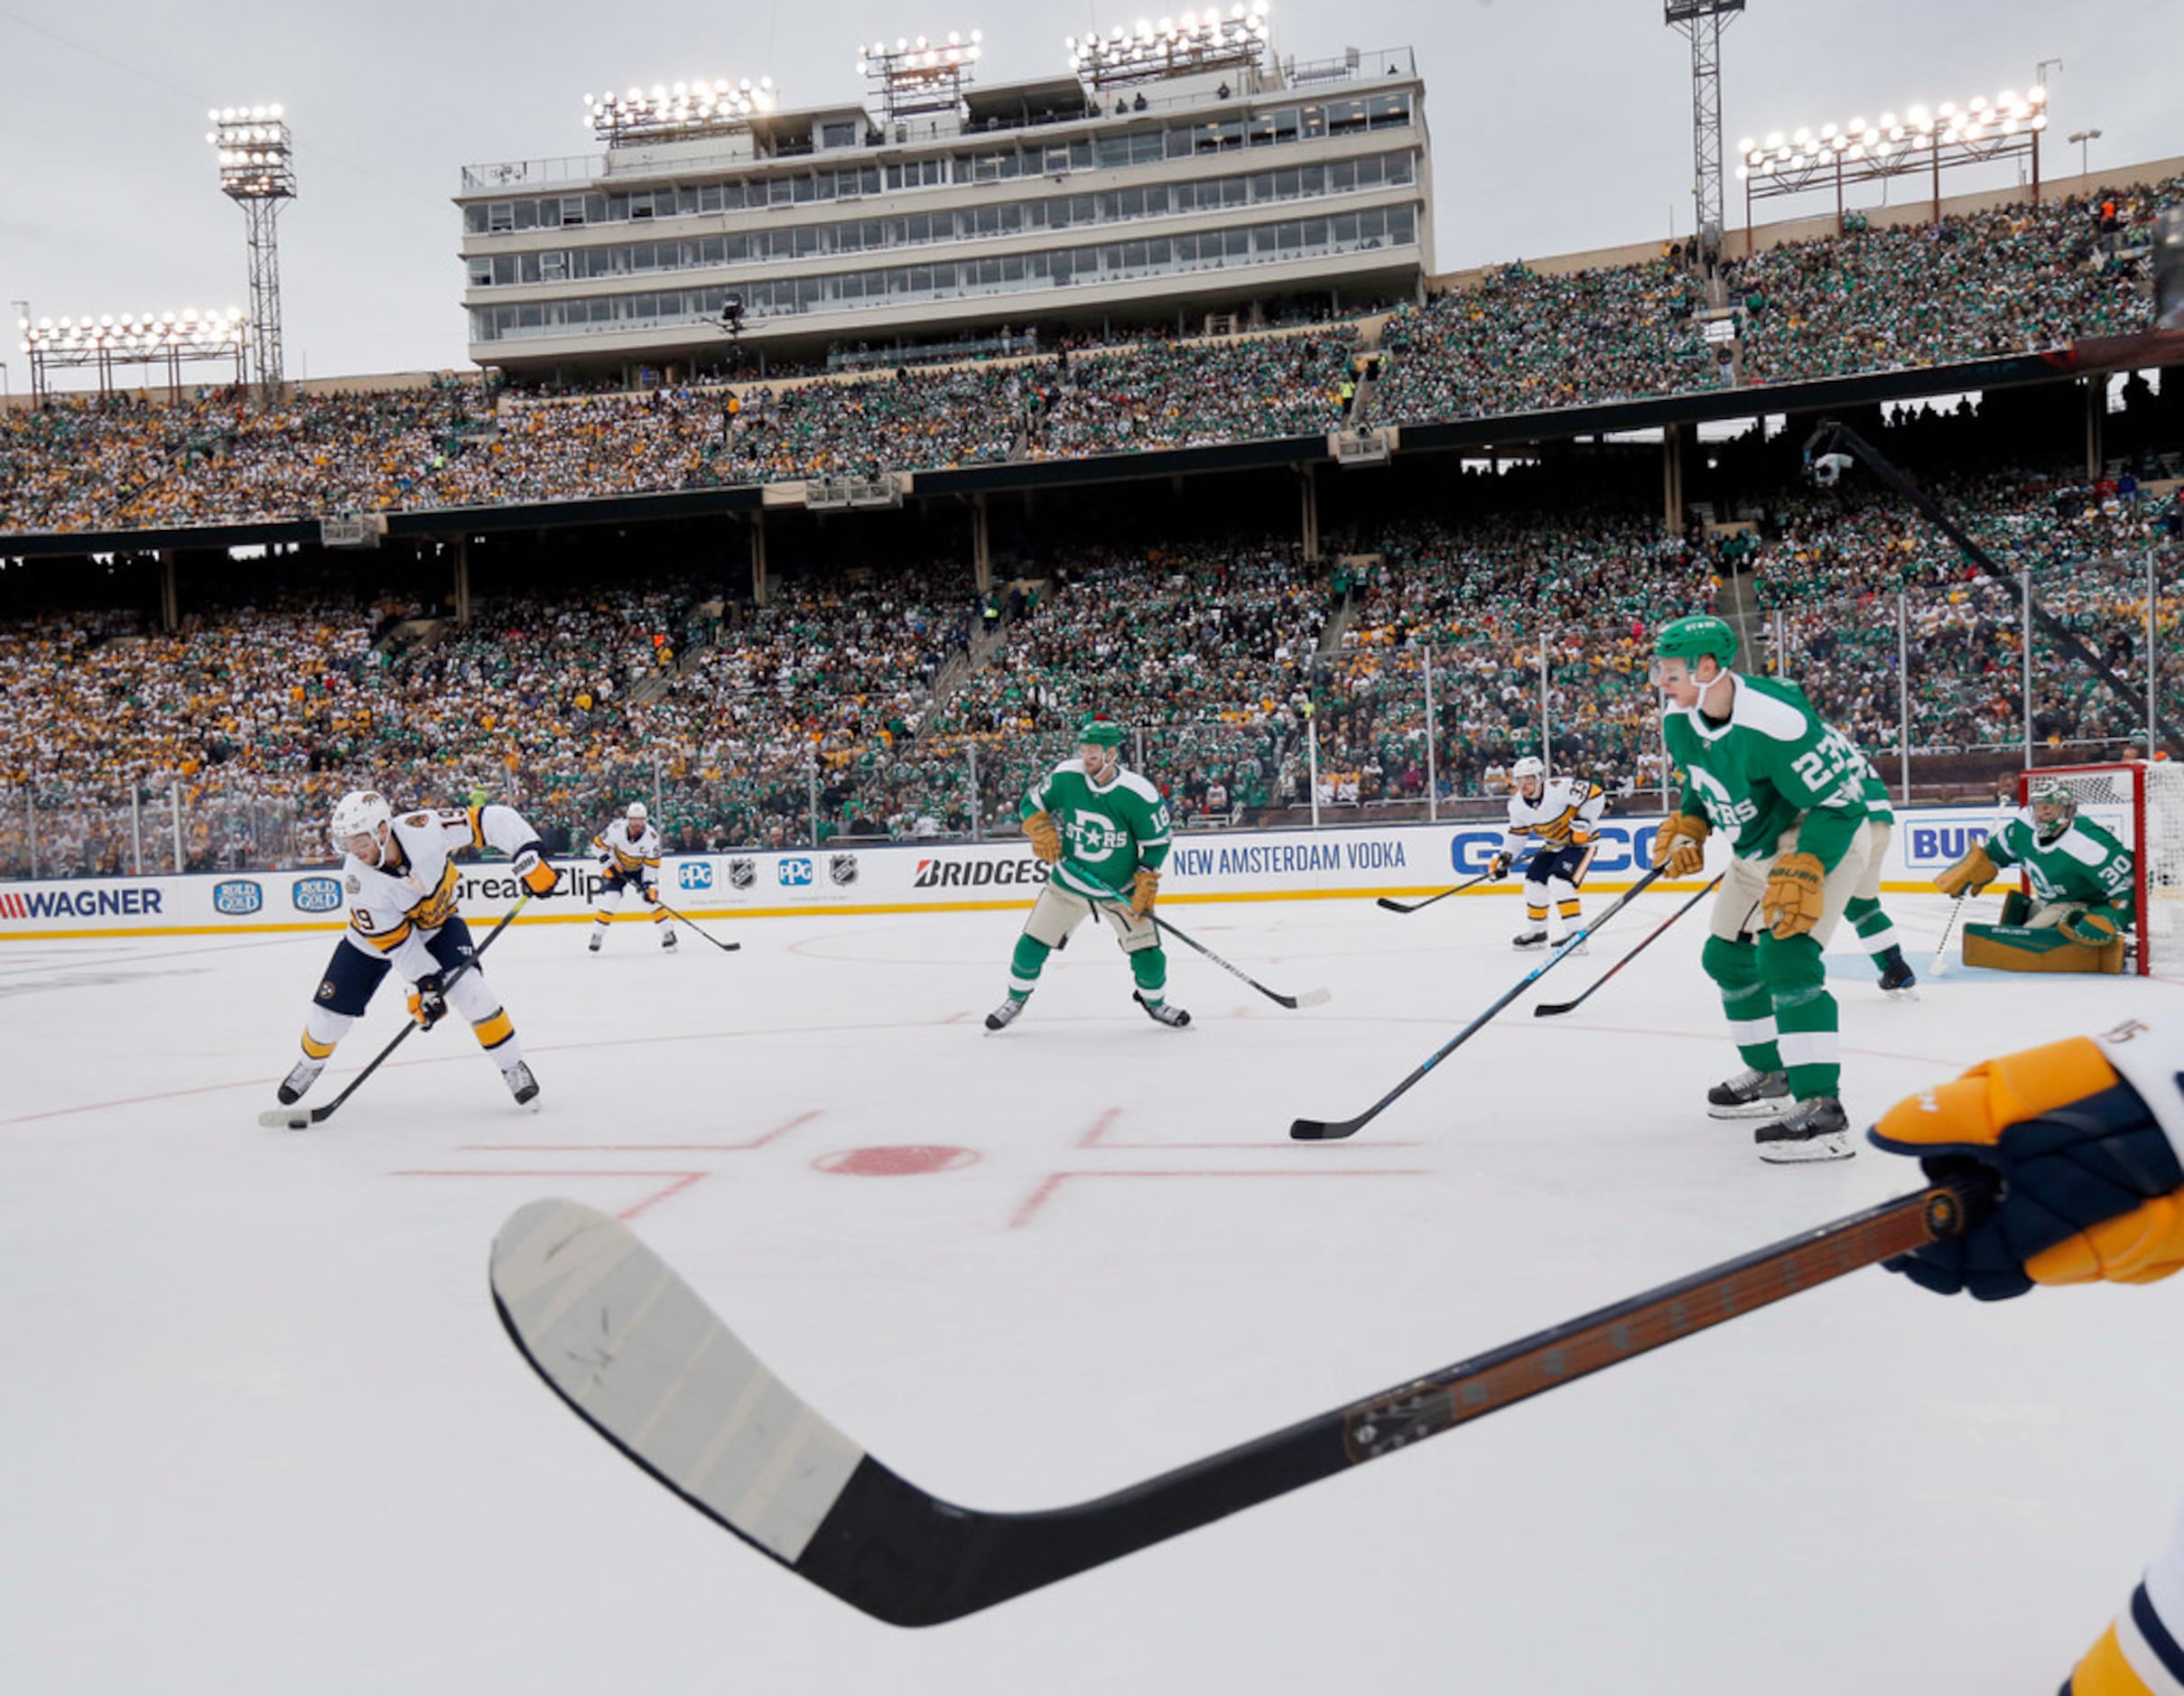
[2,163,2179,881]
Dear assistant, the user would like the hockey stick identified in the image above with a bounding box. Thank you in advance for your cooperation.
[1375,870,1494,915]
[1076,872,1330,1010]
[1533,872,1724,1018]
[490,1174,1986,1627]
[1291,866,1666,1141]
[1930,796,2012,980]
[257,894,531,1130]
[653,898,742,953]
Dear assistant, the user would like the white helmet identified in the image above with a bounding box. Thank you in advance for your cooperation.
[626,802,649,824]
[330,789,392,853]
[1510,757,1546,786]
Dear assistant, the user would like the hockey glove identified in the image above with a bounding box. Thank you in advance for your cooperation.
[1650,813,1710,879]
[1760,852,1826,940]
[512,842,561,898]
[1934,842,1996,899]
[2059,905,2124,947]
[1488,852,1513,881]
[1130,867,1160,918]
[408,973,451,1030]
[641,883,661,906]
[1868,1017,2184,1300]
[1023,810,1064,865]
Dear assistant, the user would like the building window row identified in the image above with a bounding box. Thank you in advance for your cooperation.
[466,152,1417,288]
[470,204,1417,344]
[460,93,1414,234]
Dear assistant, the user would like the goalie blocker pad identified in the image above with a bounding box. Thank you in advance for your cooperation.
[1962,921,2126,974]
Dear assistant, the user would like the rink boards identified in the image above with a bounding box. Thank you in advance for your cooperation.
[0,803,2045,940]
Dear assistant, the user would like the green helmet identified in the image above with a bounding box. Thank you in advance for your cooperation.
[2027,780,2077,843]
[1652,615,1738,670]
[1077,717,1125,748]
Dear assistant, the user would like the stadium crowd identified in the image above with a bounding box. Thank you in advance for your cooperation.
[3,175,2175,536]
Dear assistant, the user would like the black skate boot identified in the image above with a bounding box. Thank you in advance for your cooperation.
[984,995,1027,1032]
[276,1058,325,1105]
[1134,992,1191,1028]
[1511,927,1549,951]
[1754,1096,1853,1163]
[1876,946,1918,999]
[1707,1067,1790,1120]
[501,1060,542,1107]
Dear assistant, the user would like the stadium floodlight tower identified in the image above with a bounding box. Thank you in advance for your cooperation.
[859,30,982,118]
[1068,1,1273,91]
[207,105,297,399]
[1663,0,1743,256]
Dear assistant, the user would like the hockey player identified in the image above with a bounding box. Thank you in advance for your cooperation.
[276,790,562,1108]
[589,801,675,954]
[985,717,1186,1031]
[1845,755,1918,995]
[1488,756,1605,949]
[1935,780,2135,946]
[1865,1011,2184,1691]
[1648,615,1879,1162]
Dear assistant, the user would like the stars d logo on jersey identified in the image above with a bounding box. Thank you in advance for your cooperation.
[1685,766,1760,832]
[1063,809,1129,862]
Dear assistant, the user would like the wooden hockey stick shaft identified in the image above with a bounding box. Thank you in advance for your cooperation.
[492,1174,1988,1627]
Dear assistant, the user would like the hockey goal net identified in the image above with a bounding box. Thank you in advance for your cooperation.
[2019,762,2184,978]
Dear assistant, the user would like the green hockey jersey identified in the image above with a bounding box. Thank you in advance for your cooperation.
[1664,672,1870,869]
[1984,810,2135,919]
[1024,760,1173,901]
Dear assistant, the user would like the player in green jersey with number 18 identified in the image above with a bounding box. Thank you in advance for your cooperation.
[985,718,1190,1032]
[1649,616,1882,1163]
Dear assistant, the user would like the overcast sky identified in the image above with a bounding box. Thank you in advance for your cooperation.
[1,0,2175,391]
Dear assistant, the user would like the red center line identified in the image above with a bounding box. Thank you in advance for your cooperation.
[1009,1168,1430,1231]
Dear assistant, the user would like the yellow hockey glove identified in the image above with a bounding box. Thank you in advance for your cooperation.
[1130,867,1160,918]
[1023,810,1064,865]
[1650,813,1709,879]
[1934,842,1996,898]
[1761,852,1826,939]
[1868,1020,2184,1300]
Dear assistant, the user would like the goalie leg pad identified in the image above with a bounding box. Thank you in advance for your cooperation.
[1962,923,2127,974]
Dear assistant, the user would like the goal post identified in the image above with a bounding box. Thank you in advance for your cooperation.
[2019,761,2184,978]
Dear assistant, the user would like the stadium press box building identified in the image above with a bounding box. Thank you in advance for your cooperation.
[455,19,1432,384]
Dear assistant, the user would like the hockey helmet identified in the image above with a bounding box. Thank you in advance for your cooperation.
[330,789,392,853]
[1650,615,1739,678]
[1510,755,1546,794]
[626,801,649,824]
[2026,780,2077,844]
[1076,717,1126,749]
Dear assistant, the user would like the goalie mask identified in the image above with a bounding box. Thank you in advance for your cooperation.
[2027,782,2077,845]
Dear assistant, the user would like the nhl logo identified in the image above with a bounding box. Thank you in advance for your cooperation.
[829,853,860,888]
[728,857,757,890]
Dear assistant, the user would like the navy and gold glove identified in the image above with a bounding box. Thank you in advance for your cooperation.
[512,842,561,898]
[1867,1018,2184,1300]
[408,974,450,1030]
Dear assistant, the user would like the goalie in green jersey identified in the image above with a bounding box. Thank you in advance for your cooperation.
[985,718,1190,1031]
[1936,781,2136,955]
[1648,616,1884,1163]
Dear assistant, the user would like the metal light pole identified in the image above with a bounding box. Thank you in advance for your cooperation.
[208,106,297,398]
[1663,0,1745,256]
[2068,127,2102,177]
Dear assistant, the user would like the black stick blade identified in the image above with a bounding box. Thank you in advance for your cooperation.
[1374,897,1420,913]
[1288,1117,1360,1142]
[1531,1000,1580,1019]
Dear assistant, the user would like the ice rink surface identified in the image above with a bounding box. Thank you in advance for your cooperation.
[4,888,2181,1694]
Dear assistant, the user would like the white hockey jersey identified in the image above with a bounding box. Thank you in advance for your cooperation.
[340,802,540,980]
[591,818,662,882]
[1500,775,1607,856]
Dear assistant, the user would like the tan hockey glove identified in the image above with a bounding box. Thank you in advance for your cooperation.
[1934,842,1996,898]
[1650,813,1710,879]
[1130,867,1160,918]
[1023,810,1064,864]
[1761,852,1826,939]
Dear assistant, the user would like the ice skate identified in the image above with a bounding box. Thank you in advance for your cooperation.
[984,995,1026,1032]
[1708,1067,1790,1119]
[587,931,603,954]
[1754,1096,1853,1163]
[662,930,678,951]
[501,1060,542,1107]
[276,1058,325,1105]
[1876,946,1918,1000]
[1134,992,1191,1028]
[1511,927,1549,950]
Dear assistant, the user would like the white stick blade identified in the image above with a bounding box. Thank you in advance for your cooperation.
[256,1109,311,1129]
[1294,987,1333,1008]
[491,1199,866,1566]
